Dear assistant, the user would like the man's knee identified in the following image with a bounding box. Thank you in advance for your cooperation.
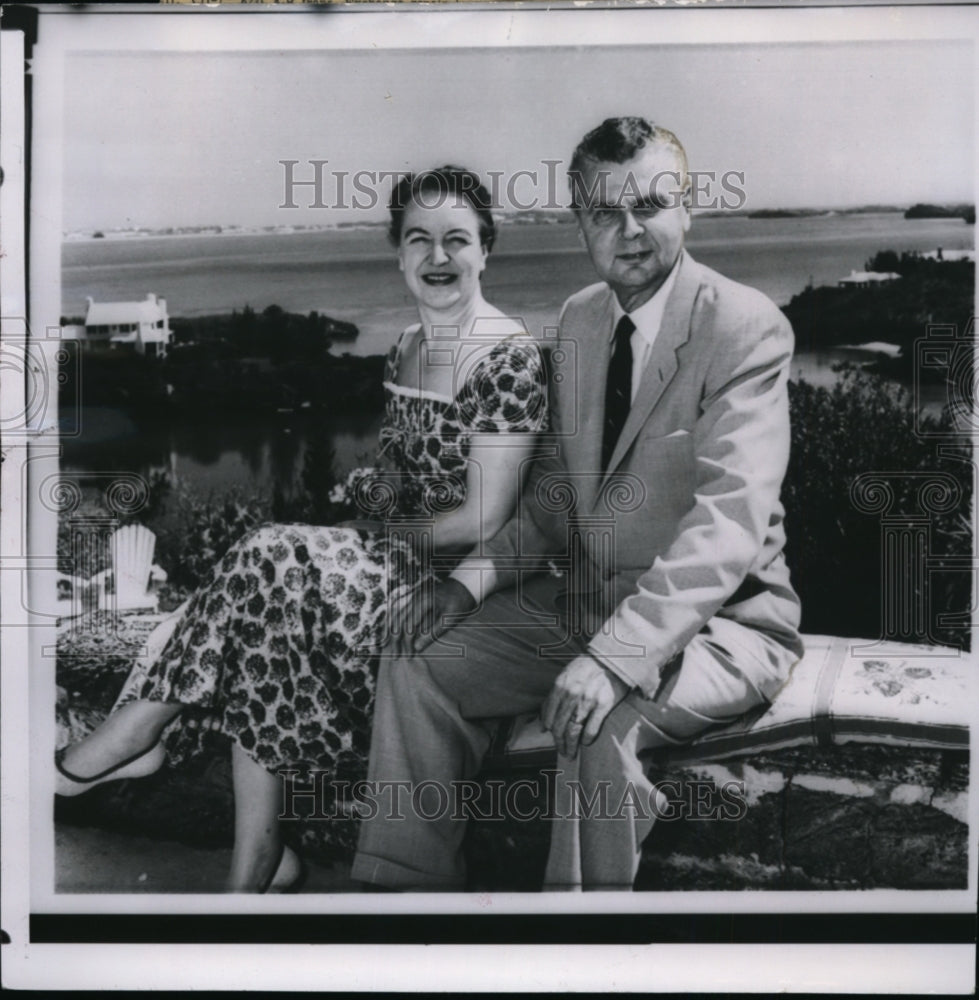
[377,648,472,720]
[377,650,432,698]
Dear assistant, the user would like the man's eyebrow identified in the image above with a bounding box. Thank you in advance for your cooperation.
[403,226,473,238]
[632,194,666,210]
[588,193,664,211]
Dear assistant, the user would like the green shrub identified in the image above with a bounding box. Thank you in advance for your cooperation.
[784,368,971,649]
[151,486,272,597]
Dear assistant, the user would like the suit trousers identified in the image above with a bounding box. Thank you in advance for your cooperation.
[350,573,795,891]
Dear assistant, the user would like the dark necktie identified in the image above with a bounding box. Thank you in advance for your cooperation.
[601,314,635,470]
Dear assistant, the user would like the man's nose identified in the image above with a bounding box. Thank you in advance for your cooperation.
[430,242,450,265]
[621,210,644,239]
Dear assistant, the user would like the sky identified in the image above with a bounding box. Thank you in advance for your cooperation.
[63,40,974,231]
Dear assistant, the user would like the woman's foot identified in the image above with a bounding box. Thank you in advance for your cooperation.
[54,700,181,797]
[225,843,305,894]
[55,741,166,797]
[262,844,306,894]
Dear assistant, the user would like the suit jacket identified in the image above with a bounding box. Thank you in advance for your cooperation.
[482,250,803,699]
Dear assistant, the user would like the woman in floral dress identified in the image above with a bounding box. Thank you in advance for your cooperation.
[56,166,548,892]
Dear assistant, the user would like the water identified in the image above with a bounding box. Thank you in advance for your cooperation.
[61,213,971,497]
[63,407,383,499]
[63,213,973,355]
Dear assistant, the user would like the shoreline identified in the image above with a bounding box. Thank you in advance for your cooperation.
[62,208,933,245]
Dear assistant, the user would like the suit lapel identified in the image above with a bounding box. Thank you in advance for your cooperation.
[603,251,700,478]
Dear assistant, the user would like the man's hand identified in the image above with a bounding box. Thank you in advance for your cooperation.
[386,578,477,657]
[541,654,631,759]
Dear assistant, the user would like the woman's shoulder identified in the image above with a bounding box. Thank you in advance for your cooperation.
[464,317,541,366]
[469,332,543,376]
[397,322,423,351]
[385,323,423,371]
[456,325,548,434]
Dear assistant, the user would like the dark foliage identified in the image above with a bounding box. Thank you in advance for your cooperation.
[782,256,973,355]
[784,368,971,650]
[903,203,974,220]
[151,488,271,595]
[271,431,348,526]
[62,307,384,415]
[169,304,358,360]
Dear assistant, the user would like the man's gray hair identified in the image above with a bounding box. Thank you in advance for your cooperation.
[568,117,689,210]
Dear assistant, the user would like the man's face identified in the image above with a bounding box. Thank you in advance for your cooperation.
[575,141,691,312]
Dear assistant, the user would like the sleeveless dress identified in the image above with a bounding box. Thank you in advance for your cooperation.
[112,330,547,788]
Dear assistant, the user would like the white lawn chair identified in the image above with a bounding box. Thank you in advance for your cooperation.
[92,524,168,613]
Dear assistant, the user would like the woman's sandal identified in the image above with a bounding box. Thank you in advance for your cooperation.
[54,741,166,797]
[261,843,307,894]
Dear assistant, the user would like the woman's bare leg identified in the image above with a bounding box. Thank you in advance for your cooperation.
[56,700,180,794]
[226,742,299,892]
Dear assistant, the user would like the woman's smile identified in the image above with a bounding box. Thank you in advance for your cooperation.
[421,271,459,286]
[398,193,489,315]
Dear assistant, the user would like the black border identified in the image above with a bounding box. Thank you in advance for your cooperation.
[29,912,978,944]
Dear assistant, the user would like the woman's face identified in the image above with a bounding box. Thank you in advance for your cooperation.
[398,194,488,314]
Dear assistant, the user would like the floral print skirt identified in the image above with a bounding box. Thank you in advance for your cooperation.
[114,522,424,782]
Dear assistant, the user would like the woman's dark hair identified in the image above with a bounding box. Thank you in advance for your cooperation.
[388,165,497,252]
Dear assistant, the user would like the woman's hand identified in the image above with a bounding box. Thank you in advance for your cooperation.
[385,578,476,658]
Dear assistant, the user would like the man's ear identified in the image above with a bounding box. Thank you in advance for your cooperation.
[681,180,693,212]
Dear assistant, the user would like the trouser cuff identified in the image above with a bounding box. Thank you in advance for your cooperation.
[350,851,465,892]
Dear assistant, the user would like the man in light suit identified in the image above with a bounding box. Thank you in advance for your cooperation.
[352,118,803,890]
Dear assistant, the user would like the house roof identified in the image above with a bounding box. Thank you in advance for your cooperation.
[86,294,167,326]
[838,270,900,284]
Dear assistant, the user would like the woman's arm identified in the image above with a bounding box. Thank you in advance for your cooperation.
[387,335,548,654]
[426,335,547,552]
[428,430,540,553]
[387,430,539,656]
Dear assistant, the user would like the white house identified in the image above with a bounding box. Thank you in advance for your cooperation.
[80,293,172,357]
[837,270,901,289]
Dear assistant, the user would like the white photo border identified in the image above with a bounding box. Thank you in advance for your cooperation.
[2,1,977,991]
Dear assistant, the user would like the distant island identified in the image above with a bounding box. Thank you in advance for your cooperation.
[745,208,833,219]
[69,201,974,241]
[904,203,975,222]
